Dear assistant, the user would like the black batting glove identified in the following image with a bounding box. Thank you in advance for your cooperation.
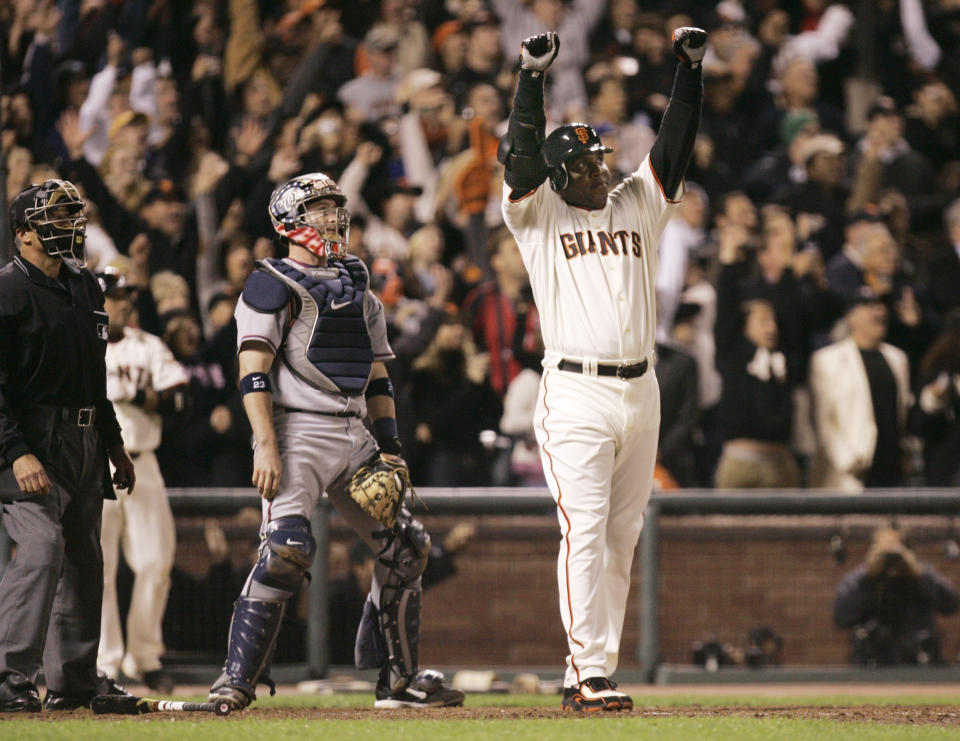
[672,27,707,69]
[520,32,560,76]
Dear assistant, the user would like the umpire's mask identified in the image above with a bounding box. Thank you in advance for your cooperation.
[9,179,88,267]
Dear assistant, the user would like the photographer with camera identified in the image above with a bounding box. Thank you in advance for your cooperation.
[834,527,959,666]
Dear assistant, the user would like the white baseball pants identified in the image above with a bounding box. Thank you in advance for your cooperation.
[98,451,176,678]
[534,367,659,688]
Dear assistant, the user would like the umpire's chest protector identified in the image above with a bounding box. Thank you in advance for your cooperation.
[259,257,374,395]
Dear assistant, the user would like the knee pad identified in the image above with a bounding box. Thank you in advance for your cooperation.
[251,516,316,594]
[378,508,430,583]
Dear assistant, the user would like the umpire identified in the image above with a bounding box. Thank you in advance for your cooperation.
[0,180,136,712]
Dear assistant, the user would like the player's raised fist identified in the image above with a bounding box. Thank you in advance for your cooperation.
[672,27,707,69]
[520,32,560,75]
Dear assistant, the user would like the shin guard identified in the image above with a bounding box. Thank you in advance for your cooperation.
[379,584,422,689]
[373,509,430,690]
[213,597,285,702]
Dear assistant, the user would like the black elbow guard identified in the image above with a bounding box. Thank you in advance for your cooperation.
[498,136,548,191]
[499,117,549,190]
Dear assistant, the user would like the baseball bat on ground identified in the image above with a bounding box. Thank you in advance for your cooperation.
[91,694,233,716]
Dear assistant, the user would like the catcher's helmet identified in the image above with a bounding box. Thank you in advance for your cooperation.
[541,123,612,192]
[268,172,350,259]
[9,179,88,266]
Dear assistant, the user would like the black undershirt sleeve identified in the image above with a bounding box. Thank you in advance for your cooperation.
[649,64,703,200]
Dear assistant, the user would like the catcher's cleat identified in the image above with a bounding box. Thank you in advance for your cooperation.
[208,674,255,711]
[374,669,465,709]
[561,677,633,713]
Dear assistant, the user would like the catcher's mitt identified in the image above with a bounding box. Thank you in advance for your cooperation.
[348,453,412,528]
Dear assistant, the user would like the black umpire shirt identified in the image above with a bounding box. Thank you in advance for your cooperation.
[0,255,123,470]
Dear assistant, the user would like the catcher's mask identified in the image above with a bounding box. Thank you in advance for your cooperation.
[268,173,350,260]
[541,123,612,192]
[9,179,88,267]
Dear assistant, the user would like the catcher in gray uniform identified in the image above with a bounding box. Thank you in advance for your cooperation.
[208,172,464,710]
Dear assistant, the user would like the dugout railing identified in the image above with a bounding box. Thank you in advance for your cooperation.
[3,487,960,685]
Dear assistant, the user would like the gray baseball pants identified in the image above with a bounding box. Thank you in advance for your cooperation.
[0,421,106,695]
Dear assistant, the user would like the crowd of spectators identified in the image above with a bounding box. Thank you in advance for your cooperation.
[3,0,960,490]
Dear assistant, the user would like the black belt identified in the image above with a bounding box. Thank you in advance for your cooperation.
[558,358,649,380]
[276,405,362,418]
[51,406,96,427]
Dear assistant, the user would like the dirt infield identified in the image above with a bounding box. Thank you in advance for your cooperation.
[4,684,959,725]
[5,704,959,725]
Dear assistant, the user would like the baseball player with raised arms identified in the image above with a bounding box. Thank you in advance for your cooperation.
[207,172,464,710]
[498,28,706,711]
[97,267,189,694]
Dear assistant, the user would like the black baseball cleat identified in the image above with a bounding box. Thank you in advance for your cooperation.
[43,692,92,712]
[374,669,465,709]
[44,673,132,711]
[561,677,633,712]
[0,674,42,713]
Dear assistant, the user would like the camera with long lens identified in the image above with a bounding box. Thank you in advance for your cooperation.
[880,550,907,577]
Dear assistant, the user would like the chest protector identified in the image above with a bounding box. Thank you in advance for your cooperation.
[259,257,373,395]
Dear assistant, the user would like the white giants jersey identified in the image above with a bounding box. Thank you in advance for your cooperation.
[502,155,681,366]
[105,327,189,453]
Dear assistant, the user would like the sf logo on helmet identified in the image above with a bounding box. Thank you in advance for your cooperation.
[575,127,591,144]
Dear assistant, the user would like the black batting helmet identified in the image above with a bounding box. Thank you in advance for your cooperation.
[541,123,612,192]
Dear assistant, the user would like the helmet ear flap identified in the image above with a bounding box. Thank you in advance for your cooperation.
[549,162,568,192]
